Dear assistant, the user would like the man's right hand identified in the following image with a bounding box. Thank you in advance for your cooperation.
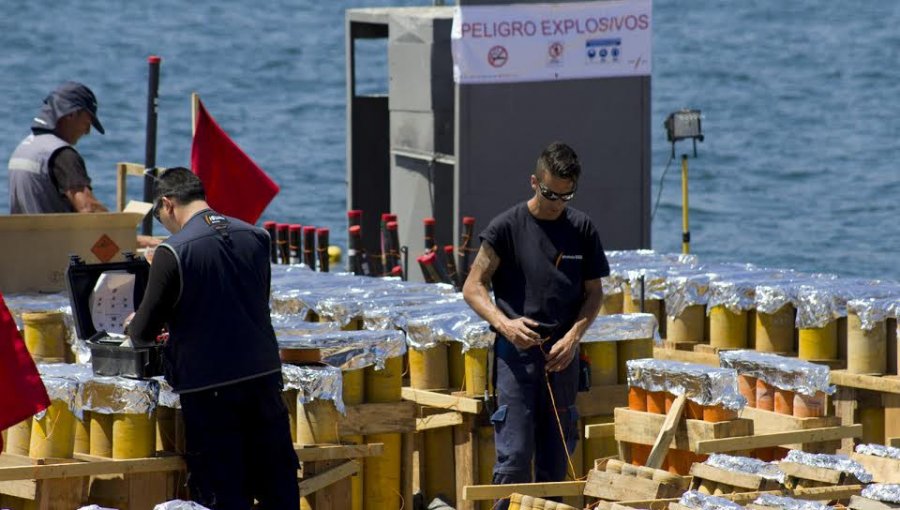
[497,316,544,349]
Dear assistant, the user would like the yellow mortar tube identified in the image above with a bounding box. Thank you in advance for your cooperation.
[477,425,495,510]
[342,367,366,510]
[599,292,624,316]
[156,406,178,453]
[89,412,113,457]
[112,412,156,459]
[847,313,887,375]
[582,342,617,386]
[616,338,653,384]
[465,348,490,398]
[365,356,403,403]
[409,344,450,390]
[755,305,795,353]
[74,411,90,454]
[798,320,838,361]
[364,432,402,510]
[667,304,705,344]
[423,427,456,504]
[860,407,886,445]
[297,399,341,446]
[22,311,67,361]
[448,341,466,392]
[29,400,76,459]
[6,419,33,456]
[709,306,748,349]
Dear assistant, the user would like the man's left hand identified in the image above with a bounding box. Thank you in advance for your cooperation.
[545,334,579,372]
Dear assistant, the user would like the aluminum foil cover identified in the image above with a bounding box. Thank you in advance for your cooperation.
[153,376,180,409]
[37,363,94,419]
[855,443,900,460]
[362,299,465,331]
[794,279,900,329]
[77,506,120,510]
[78,375,158,416]
[782,450,873,483]
[754,275,837,315]
[707,272,794,314]
[278,330,406,370]
[319,292,457,326]
[752,494,833,510]
[719,350,834,396]
[663,263,762,317]
[862,484,900,504]
[581,313,659,343]
[153,500,212,510]
[705,453,786,483]
[847,297,900,331]
[678,491,744,510]
[5,292,84,361]
[282,364,345,414]
[605,250,698,266]
[271,313,342,335]
[626,359,746,410]
[402,309,492,351]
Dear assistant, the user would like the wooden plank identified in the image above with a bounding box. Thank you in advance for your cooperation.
[653,346,719,367]
[402,387,482,414]
[582,469,682,501]
[831,371,900,395]
[834,386,860,454]
[454,415,477,510]
[584,423,616,439]
[416,411,464,431]
[849,453,900,484]
[778,461,844,484]
[883,393,900,449]
[614,407,753,451]
[297,460,358,497]
[613,484,865,507]
[740,406,839,432]
[849,495,900,510]
[339,401,416,435]
[126,471,172,510]
[694,425,863,454]
[689,463,764,491]
[0,456,185,482]
[462,481,585,501]
[37,476,86,510]
[294,443,383,462]
[576,384,628,418]
[646,394,687,469]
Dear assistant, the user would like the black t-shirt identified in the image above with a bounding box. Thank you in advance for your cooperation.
[48,147,92,194]
[480,202,610,340]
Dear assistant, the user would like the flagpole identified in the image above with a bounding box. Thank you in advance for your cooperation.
[142,55,161,236]
[191,92,199,137]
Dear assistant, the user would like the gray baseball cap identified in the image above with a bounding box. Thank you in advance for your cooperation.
[31,81,105,134]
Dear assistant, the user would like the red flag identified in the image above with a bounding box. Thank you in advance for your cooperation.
[0,292,50,447]
[191,99,279,224]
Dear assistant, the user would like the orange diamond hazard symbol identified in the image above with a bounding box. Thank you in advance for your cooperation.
[91,234,120,262]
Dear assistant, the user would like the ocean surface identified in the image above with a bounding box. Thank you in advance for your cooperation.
[1,1,898,280]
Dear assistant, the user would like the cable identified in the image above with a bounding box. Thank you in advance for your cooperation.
[650,152,676,223]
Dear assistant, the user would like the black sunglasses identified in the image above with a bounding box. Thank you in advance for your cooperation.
[151,197,165,221]
[538,182,576,202]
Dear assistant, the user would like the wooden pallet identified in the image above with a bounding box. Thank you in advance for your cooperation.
[688,462,782,495]
[779,461,863,491]
[582,459,687,501]
[594,484,865,510]
[849,452,900,484]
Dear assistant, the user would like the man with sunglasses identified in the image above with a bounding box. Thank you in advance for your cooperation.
[463,142,609,506]
[128,168,298,509]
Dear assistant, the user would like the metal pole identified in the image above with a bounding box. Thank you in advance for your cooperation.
[681,154,690,254]
[142,55,161,235]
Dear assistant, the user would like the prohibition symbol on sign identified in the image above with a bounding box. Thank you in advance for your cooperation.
[487,45,508,68]
[549,41,564,60]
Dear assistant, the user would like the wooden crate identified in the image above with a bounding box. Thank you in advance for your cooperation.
[849,452,900,484]
[614,407,753,454]
[583,459,687,501]
[779,461,863,491]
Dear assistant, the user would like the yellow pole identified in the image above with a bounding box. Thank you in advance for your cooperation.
[191,92,200,136]
[681,154,690,254]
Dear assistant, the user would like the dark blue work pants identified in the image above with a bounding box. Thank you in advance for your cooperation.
[491,336,580,508]
[179,372,300,510]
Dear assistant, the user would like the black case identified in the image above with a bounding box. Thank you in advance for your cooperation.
[65,253,163,379]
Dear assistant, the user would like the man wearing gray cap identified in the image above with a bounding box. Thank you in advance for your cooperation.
[8,81,109,214]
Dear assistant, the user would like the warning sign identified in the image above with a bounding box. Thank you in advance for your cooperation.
[91,234,120,263]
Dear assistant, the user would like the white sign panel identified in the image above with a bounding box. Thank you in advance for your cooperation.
[452,0,652,84]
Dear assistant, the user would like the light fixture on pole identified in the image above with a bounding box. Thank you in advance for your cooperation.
[664,109,704,254]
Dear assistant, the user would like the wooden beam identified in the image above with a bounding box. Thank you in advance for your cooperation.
[462,481,585,501]
[416,411,464,431]
[850,453,900,484]
[294,443,383,462]
[339,401,417,435]
[0,455,185,482]
[653,346,719,367]
[689,463,765,491]
[297,460,358,497]
[694,425,862,454]
[831,371,900,395]
[584,423,616,439]
[646,394,687,469]
[614,407,753,451]
[402,387,483,414]
[848,495,900,510]
[779,461,844,485]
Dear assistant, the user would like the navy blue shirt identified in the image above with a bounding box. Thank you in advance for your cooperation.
[480,202,610,340]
